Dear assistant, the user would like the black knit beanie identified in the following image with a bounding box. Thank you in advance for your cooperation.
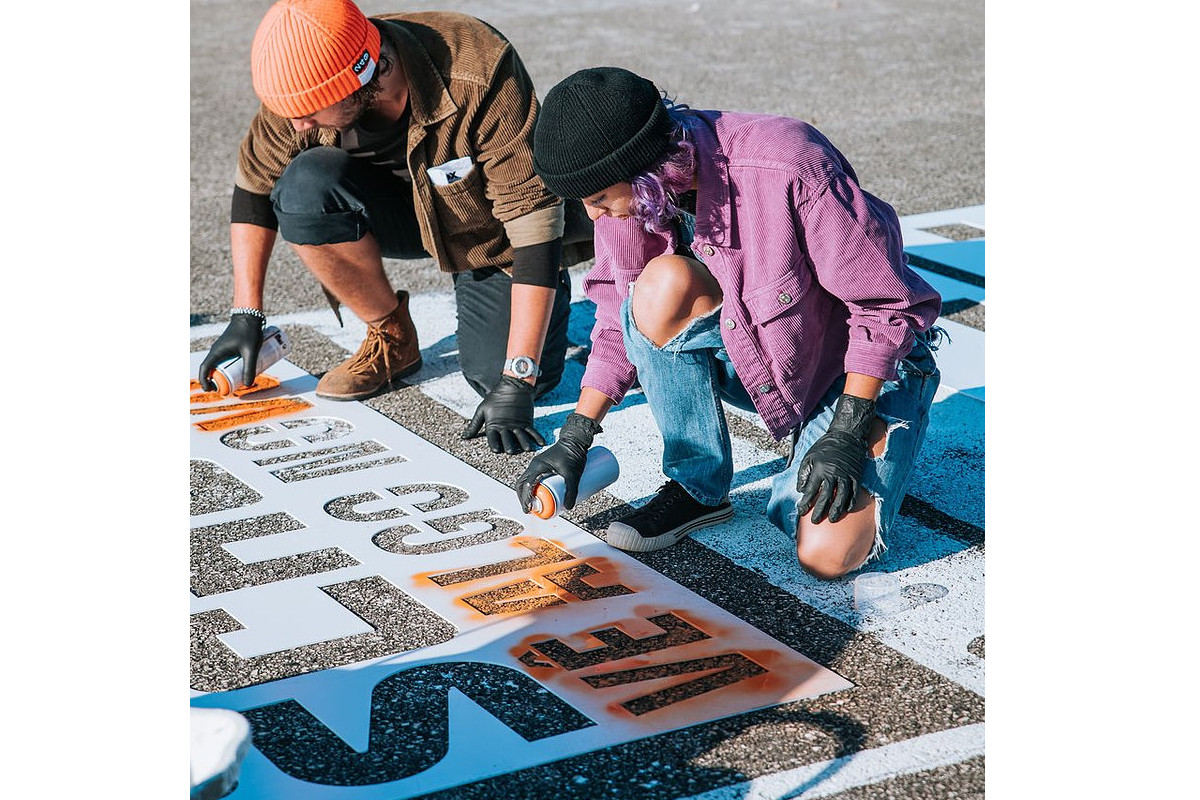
[533,67,672,199]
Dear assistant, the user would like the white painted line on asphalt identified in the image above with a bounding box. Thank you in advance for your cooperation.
[191,293,460,367]
[899,205,985,246]
[931,318,985,401]
[678,722,985,799]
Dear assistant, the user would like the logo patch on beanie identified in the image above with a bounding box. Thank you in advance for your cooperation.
[353,49,376,85]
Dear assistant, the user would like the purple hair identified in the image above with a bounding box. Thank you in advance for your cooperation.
[628,99,700,234]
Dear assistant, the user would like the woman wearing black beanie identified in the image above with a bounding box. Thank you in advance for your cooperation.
[518,67,943,580]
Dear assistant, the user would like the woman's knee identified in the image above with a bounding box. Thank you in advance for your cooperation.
[794,491,878,580]
[631,255,722,346]
[796,536,871,580]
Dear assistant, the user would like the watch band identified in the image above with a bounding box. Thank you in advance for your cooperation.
[504,355,542,379]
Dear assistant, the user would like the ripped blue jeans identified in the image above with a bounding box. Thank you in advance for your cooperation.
[620,288,941,563]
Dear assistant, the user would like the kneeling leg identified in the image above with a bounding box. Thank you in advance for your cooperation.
[795,417,888,580]
[630,254,722,346]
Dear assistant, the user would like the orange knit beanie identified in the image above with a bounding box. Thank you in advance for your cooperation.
[251,0,382,118]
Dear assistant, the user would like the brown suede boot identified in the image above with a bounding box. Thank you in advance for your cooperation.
[316,290,422,400]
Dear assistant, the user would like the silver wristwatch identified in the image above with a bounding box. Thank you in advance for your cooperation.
[504,355,542,379]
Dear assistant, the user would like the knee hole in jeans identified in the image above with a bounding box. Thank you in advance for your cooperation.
[869,416,888,459]
[630,255,721,347]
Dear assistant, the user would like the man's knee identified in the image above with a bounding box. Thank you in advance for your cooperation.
[271,148,368,247]
[272,147,356,213]
[631,255,721,346]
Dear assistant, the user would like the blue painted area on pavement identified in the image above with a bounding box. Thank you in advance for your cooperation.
[905,240,985,279]
[904,240,985,305]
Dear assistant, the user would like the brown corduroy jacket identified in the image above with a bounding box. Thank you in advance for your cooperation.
[235,11,592,274]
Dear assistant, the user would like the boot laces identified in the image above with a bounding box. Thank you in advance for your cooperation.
[346,324,394,377]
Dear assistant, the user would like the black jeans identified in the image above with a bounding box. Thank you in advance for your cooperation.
[270,146,571,398]
[452,266,570,399]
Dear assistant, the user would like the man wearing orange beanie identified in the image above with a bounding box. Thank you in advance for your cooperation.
[198,0,589,455]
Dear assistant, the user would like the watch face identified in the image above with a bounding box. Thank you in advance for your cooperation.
[508,356,537,377]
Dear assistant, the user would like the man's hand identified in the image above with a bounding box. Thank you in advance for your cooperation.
[515,413,603,512]
[198,312,265,391]
[462,374,545,454]
[796,394,876,524]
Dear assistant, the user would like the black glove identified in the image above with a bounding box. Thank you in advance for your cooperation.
[462,374,546,454]
[198,312,265,391]
[516,413,603,513]
[796,394,876,524]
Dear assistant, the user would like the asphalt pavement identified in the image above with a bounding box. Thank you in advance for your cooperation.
[16,2,1200,797]
[185,1,986,798]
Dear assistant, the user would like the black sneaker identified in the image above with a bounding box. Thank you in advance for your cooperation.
[605,480,733,552]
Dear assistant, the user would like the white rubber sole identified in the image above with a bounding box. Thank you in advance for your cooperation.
[604,503,734,552]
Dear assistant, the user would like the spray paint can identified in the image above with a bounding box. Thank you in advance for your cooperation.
[210,325,292,397]
[529,446,620,519]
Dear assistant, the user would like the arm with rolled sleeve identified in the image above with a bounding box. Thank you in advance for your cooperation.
[199,113,309,389]
[577,220,644,406]
[791,167,941,523]
[460,44,565,451]
[473,42,565,302]
[798,168,941,382]
[473,43,565,273]
[224,110,320,313]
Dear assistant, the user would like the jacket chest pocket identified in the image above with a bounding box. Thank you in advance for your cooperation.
[428,167,493,236]
[744,270,807,326]
[742,270,810,382]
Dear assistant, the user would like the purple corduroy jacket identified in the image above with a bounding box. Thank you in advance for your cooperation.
[580,110,942,441]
